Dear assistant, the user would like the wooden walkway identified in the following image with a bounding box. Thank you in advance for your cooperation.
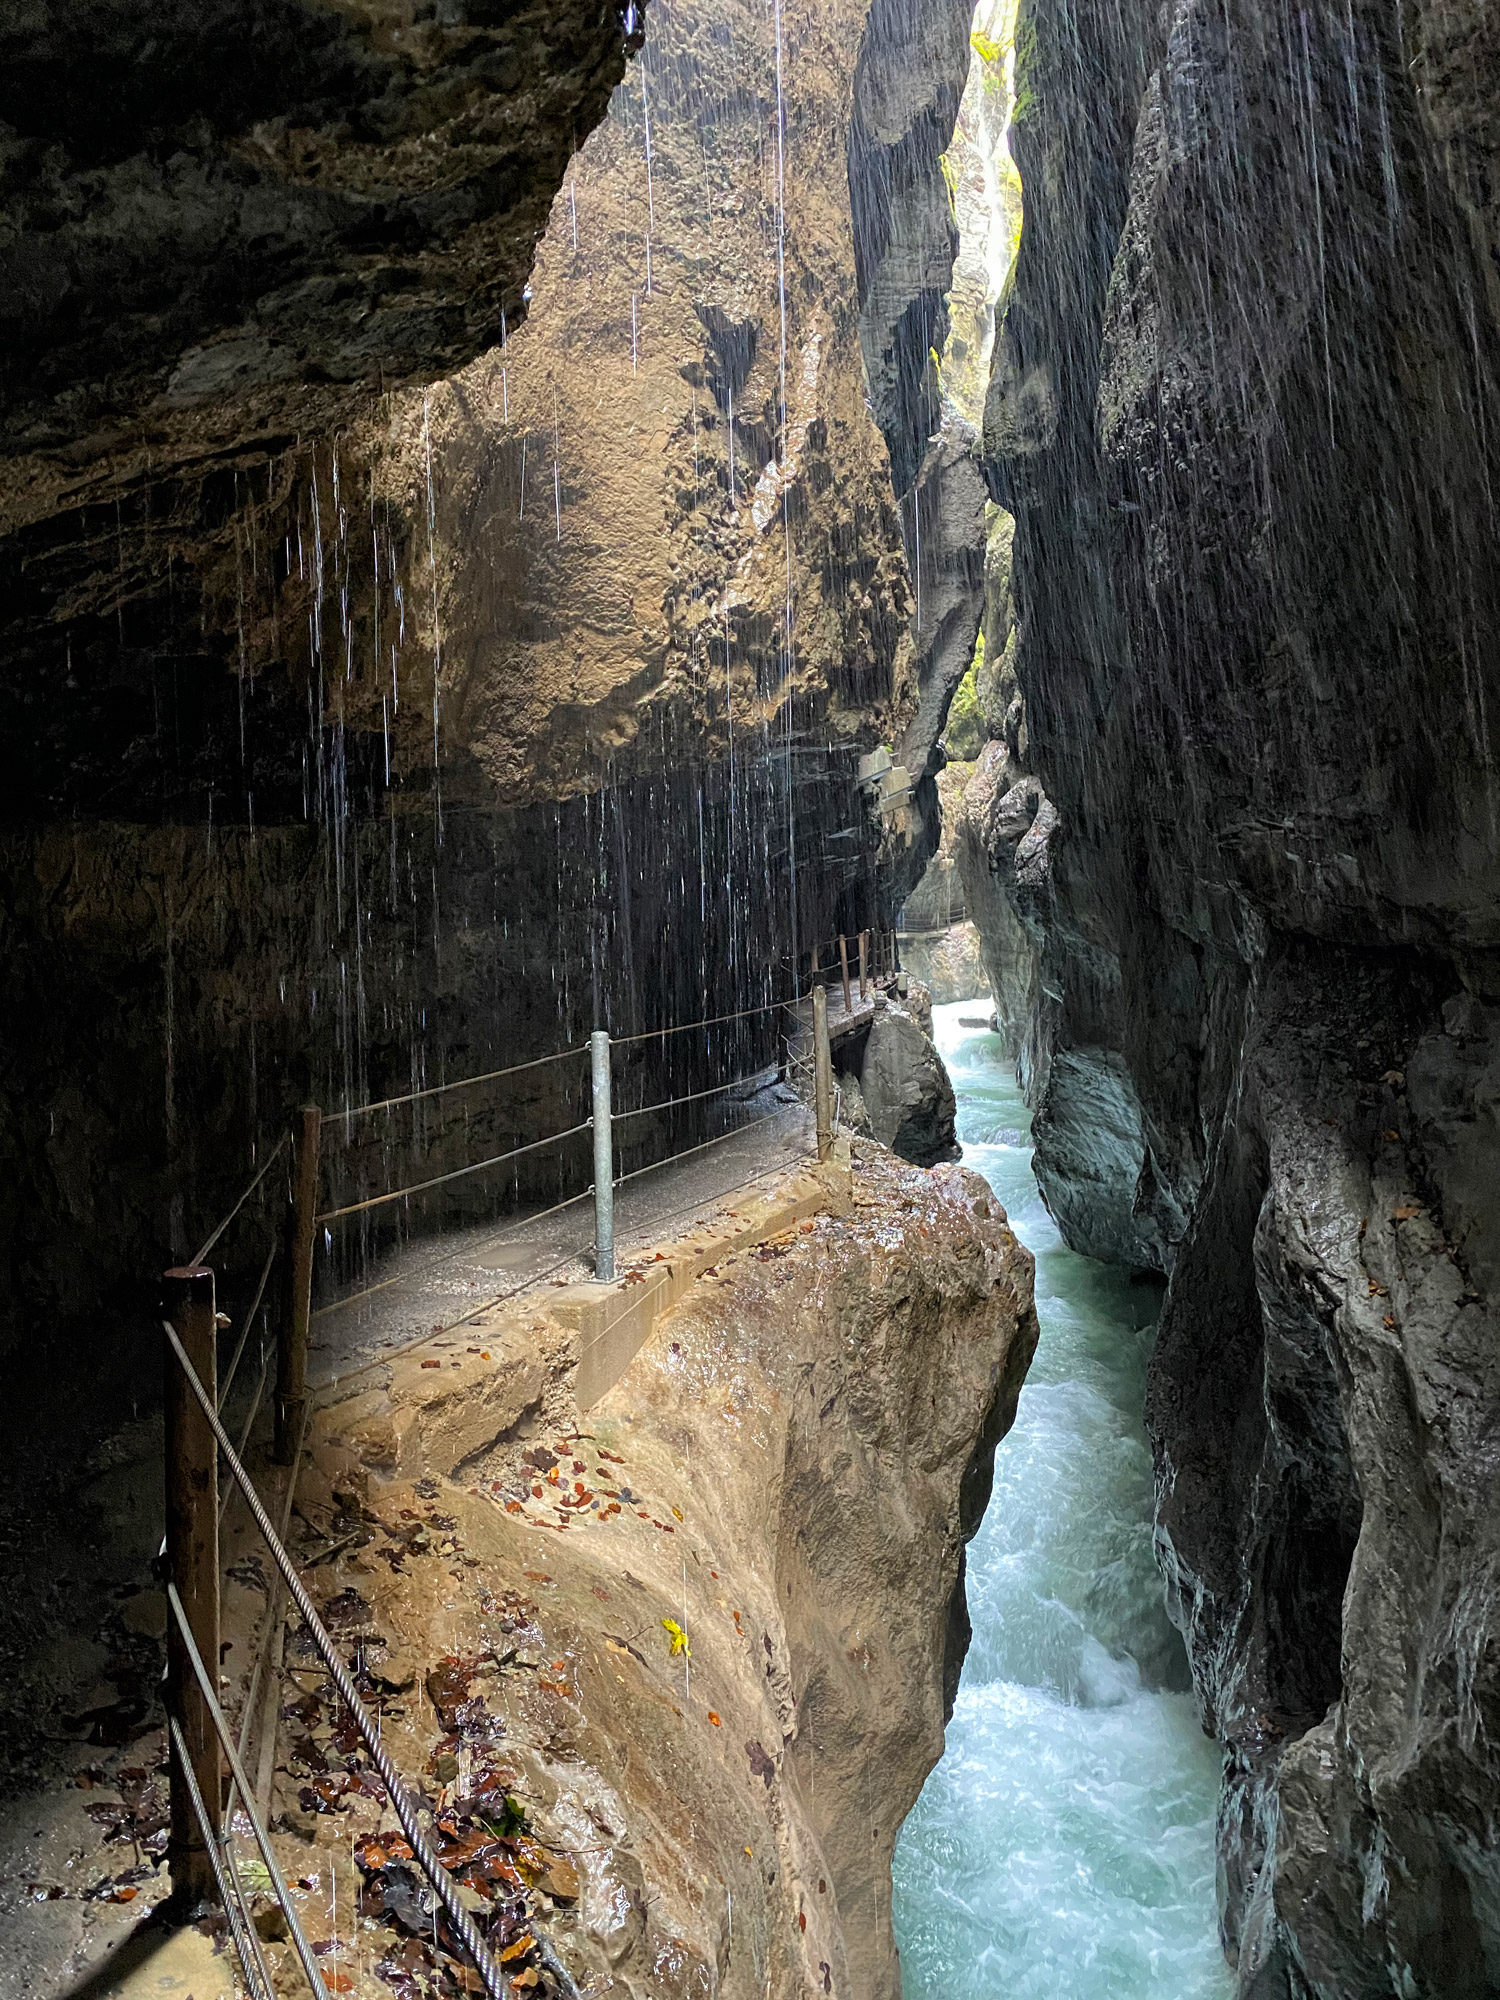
[784,981,885,1057]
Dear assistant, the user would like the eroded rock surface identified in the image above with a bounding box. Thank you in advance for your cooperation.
[857,1006,960,1167]
[300,1145,1036,1998]
[0,0,958,1382]
[0,1,642,505]
[897,920,987,1006]
[969,0,1500,1989]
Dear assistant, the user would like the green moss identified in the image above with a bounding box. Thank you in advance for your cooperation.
[1011,4,1040,128]
[944,634,987,760]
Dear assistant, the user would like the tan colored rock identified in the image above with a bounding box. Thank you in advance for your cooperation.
[901,919,990,1004]
[361,0,919,810]
[324,1344,546,1481]
[303,1146,1035,1999]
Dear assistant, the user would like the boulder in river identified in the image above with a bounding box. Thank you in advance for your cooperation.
[859,1010,961,1166]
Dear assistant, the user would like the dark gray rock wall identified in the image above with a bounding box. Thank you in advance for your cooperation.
[858,1003,961,1165]
[0,1,644,835]
[0,0,641,476]
[850,0,992,904]
[849,0,972,499]
[969,0,1500,1989]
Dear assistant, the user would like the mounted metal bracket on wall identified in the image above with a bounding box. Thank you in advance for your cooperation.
[813,985,833,1164]
[592,1030,615,1281]
[162,1262,221,1906]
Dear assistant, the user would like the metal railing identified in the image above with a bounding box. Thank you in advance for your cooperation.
[152,966,863,1993]
[159,1283,570,1999]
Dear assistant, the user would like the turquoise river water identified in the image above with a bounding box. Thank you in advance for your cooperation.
[892,1003,1232,1999]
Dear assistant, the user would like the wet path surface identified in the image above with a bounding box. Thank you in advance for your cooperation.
[309,1088,812,1386]
[893,1005,1231,1999]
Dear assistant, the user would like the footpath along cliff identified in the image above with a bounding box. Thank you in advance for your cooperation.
[259,1142,1039,1998]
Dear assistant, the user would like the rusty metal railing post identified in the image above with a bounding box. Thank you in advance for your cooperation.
[812,985,833,1164]
[858,929,869,1000]
[838,934,852,1015]
[163,1263,221,1906]
[275,1105,321,1465]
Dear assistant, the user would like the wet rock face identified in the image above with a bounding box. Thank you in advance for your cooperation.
[848,0,993,902]
[897,920,987,1005]
[0,0,639,482]
[975,0,1500,1989]
[0,3,646,825]
[313,1147,1038,1999]
[0,0,924,1382]
[849,0,973,499]
[857,1005,960,1166]
[392,0,919,815]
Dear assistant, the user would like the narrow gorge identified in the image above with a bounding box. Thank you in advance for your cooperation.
[3,1,1499,1997]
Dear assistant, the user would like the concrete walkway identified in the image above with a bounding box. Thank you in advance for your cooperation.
[308,1082,815,1388]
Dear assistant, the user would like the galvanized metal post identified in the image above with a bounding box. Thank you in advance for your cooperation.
[275,1105,321,1465]
[163,1263,221,1906]
[858,929,869,1000]
[592,1029,615,1281]
[812,985,833,1164]
[838,934,852,1015]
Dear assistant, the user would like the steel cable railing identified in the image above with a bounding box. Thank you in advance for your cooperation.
[330,1042,588,1123]
[313,1117,594,1223]
[610,1103,793,1191]
[308,1003,801,1298]
[219,1237,278,1410]
[189,1132,290,1269]
[162,1317,578,2000]
[310,1180,598,1325]
[169,1712,274,2000]
[167,971,860,1468]
[610,996,785,1044]
[165,1577,326,1996]
[610,1065,780,1125]
[152,970,856,1989]
[299,995,837,1332]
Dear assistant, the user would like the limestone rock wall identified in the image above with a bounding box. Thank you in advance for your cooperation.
[372,0,920,813]
[0,1,642,516]
[308,1144,1037,1999]
[968,0,1500,1989]
[0,0,961,1395]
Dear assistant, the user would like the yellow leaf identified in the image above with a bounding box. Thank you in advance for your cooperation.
[661,1617,691,1659]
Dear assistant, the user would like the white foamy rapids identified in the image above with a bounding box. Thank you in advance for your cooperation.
[892,1002,1232,2000]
